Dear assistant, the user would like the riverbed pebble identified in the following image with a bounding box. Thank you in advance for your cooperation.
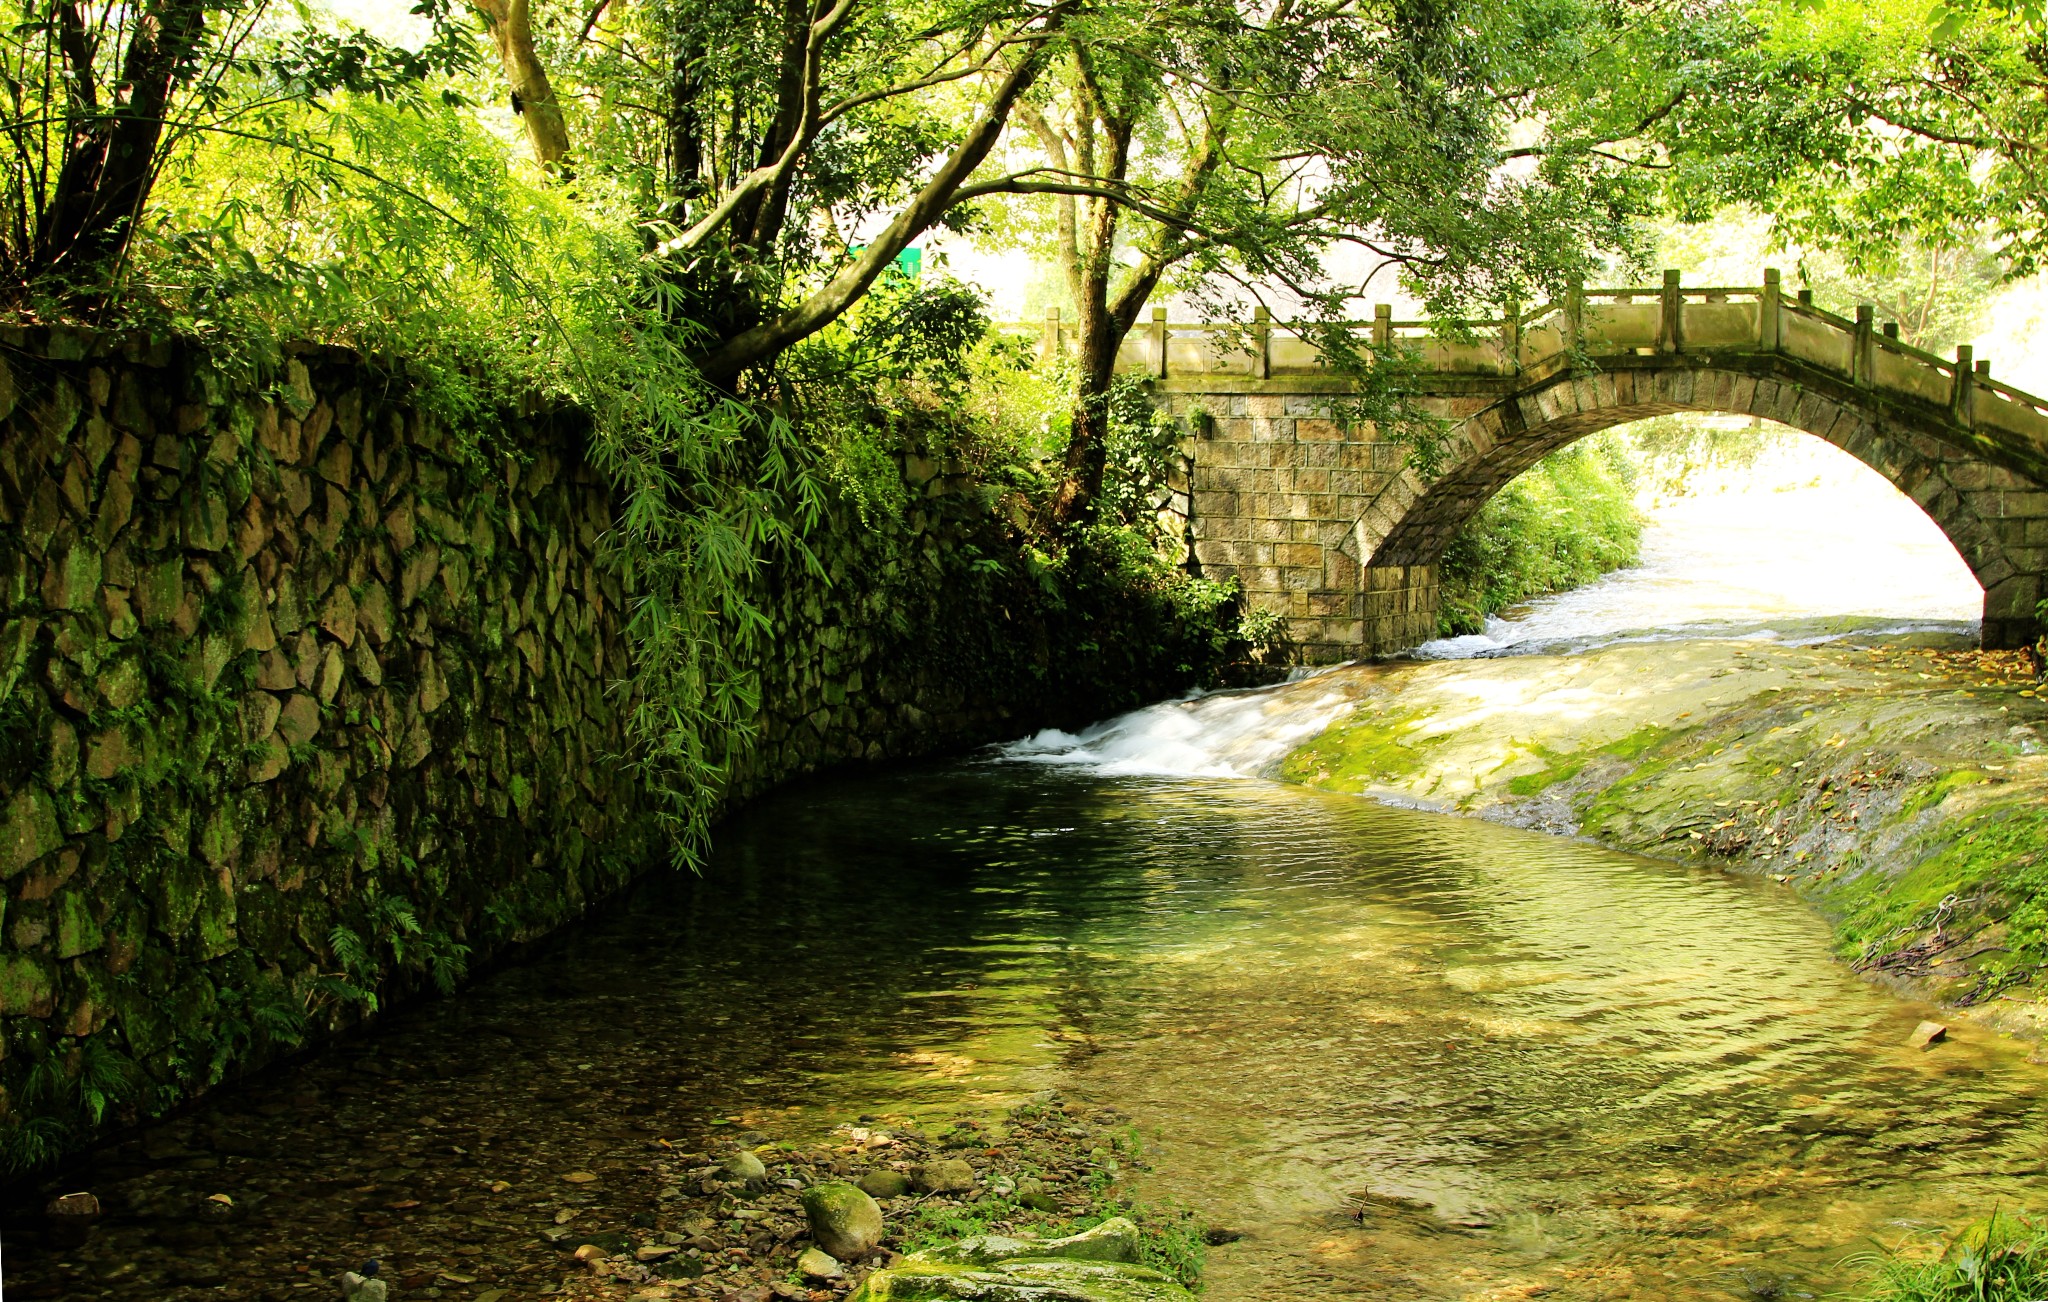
[800,1247,846,1280]
[856,1169,911,1199]
[1910,1020,1949,1048]
[912,1158,976,1194]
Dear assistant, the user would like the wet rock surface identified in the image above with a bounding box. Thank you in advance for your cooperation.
[0,1037,1173,1302]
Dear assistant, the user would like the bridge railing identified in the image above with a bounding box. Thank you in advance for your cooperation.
[996,268,2048,452]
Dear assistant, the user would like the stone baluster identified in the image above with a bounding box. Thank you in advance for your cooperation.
[1043,306,1061,362]
[1759,269,1781,351]
[1253,305,1272,379]
[1152,307,1169,379]
[1853,305,1875,387]
[1565,280,1585,352]
[1372,304,1392,349]
[1952,345,1976,427]
[1658,269,1682,353]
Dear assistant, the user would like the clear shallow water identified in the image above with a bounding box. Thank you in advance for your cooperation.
[11,764,2047,1301]
[1417,473,1984,659]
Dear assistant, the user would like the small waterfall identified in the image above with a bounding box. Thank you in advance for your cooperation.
[1000,674,1356,779]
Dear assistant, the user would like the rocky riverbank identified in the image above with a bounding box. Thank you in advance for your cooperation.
[534,1092,1204,1302]
[1272,637,2048,1030]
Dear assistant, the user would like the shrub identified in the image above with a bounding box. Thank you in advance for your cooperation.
[1437,434,1642,635]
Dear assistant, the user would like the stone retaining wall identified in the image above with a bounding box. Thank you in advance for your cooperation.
[0,330,1184,1154]
[0,329,665,1136]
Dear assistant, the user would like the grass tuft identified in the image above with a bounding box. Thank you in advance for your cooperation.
[1846,1211,2048,1301]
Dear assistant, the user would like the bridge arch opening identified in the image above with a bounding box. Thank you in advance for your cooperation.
[1351,369,2041,658]
[1422,413,1984,654]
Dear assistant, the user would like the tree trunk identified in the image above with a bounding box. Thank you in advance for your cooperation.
[667,36,705,203]
[1051,303,1122,524]
[472,0,572,169]
[33,0,211,288]
[690,42,1053,387]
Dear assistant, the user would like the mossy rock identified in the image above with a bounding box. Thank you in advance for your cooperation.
[849,1257,1193,1302]
[802,1181,884,1261]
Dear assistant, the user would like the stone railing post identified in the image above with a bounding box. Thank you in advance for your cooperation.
[1853,304,1875,386]
[1373,304,1392,349]
[1952,344,1976,427]
[1759,269,1781,350]
[1658,269,1682,353]
[1152,307,1169,379]
[1502,300,1522,372]
[1253,304,1272,379]
[1042,306,1062,363]
[1565,280,1585,352]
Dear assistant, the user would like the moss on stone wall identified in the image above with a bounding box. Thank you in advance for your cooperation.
[0,329,1253,1170]
[0,327,665,1166]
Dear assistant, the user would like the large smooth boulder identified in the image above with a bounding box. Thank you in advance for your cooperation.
[801,1182,885,1261]
[859,1221,1180,1302]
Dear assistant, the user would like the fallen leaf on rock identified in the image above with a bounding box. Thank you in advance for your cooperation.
[563,1171,599,1184]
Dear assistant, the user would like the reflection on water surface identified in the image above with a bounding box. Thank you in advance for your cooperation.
[7,764,2043,1301]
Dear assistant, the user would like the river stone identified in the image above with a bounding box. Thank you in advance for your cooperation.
[799,1247,845,1281]
[913,1157,976,1194]
[912,1234,1042,1267]
[801,1182,884,1261]
[1014,1176,1058,1212]
[726,1149,769,1185]
[1039,1217,1141,1263]
[858,1168,912,1199]
[339,1271,389,1302]
[849,1257,1192,1302]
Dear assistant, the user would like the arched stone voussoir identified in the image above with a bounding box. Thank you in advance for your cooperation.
[1359,364,2047,653]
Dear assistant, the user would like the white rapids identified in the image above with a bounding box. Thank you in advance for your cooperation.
[1001,675,1356,779]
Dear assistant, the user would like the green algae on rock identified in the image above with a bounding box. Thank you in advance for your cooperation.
[849,1257,1195,1302]
[803,1181,887,1261]
[854,1219,1194,1302]
[1274,638,2048,1027]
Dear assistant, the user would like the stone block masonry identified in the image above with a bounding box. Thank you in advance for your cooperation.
[0,329,663,1127]
[1157,360,2048,661]
[1106,282,2048,660]
[0,329,1190,1150]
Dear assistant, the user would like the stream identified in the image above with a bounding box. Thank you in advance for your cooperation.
[6,449,2038,1302]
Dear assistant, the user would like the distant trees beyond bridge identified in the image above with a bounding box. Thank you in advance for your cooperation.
[1026,270,2048,660]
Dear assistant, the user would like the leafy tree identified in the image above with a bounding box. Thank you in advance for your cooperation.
[985,0,1665,520]
[1575,0,2048,286]
[0,0,473,297]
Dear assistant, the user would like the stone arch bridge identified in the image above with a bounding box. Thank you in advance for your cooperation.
[1024,271,2048,661]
